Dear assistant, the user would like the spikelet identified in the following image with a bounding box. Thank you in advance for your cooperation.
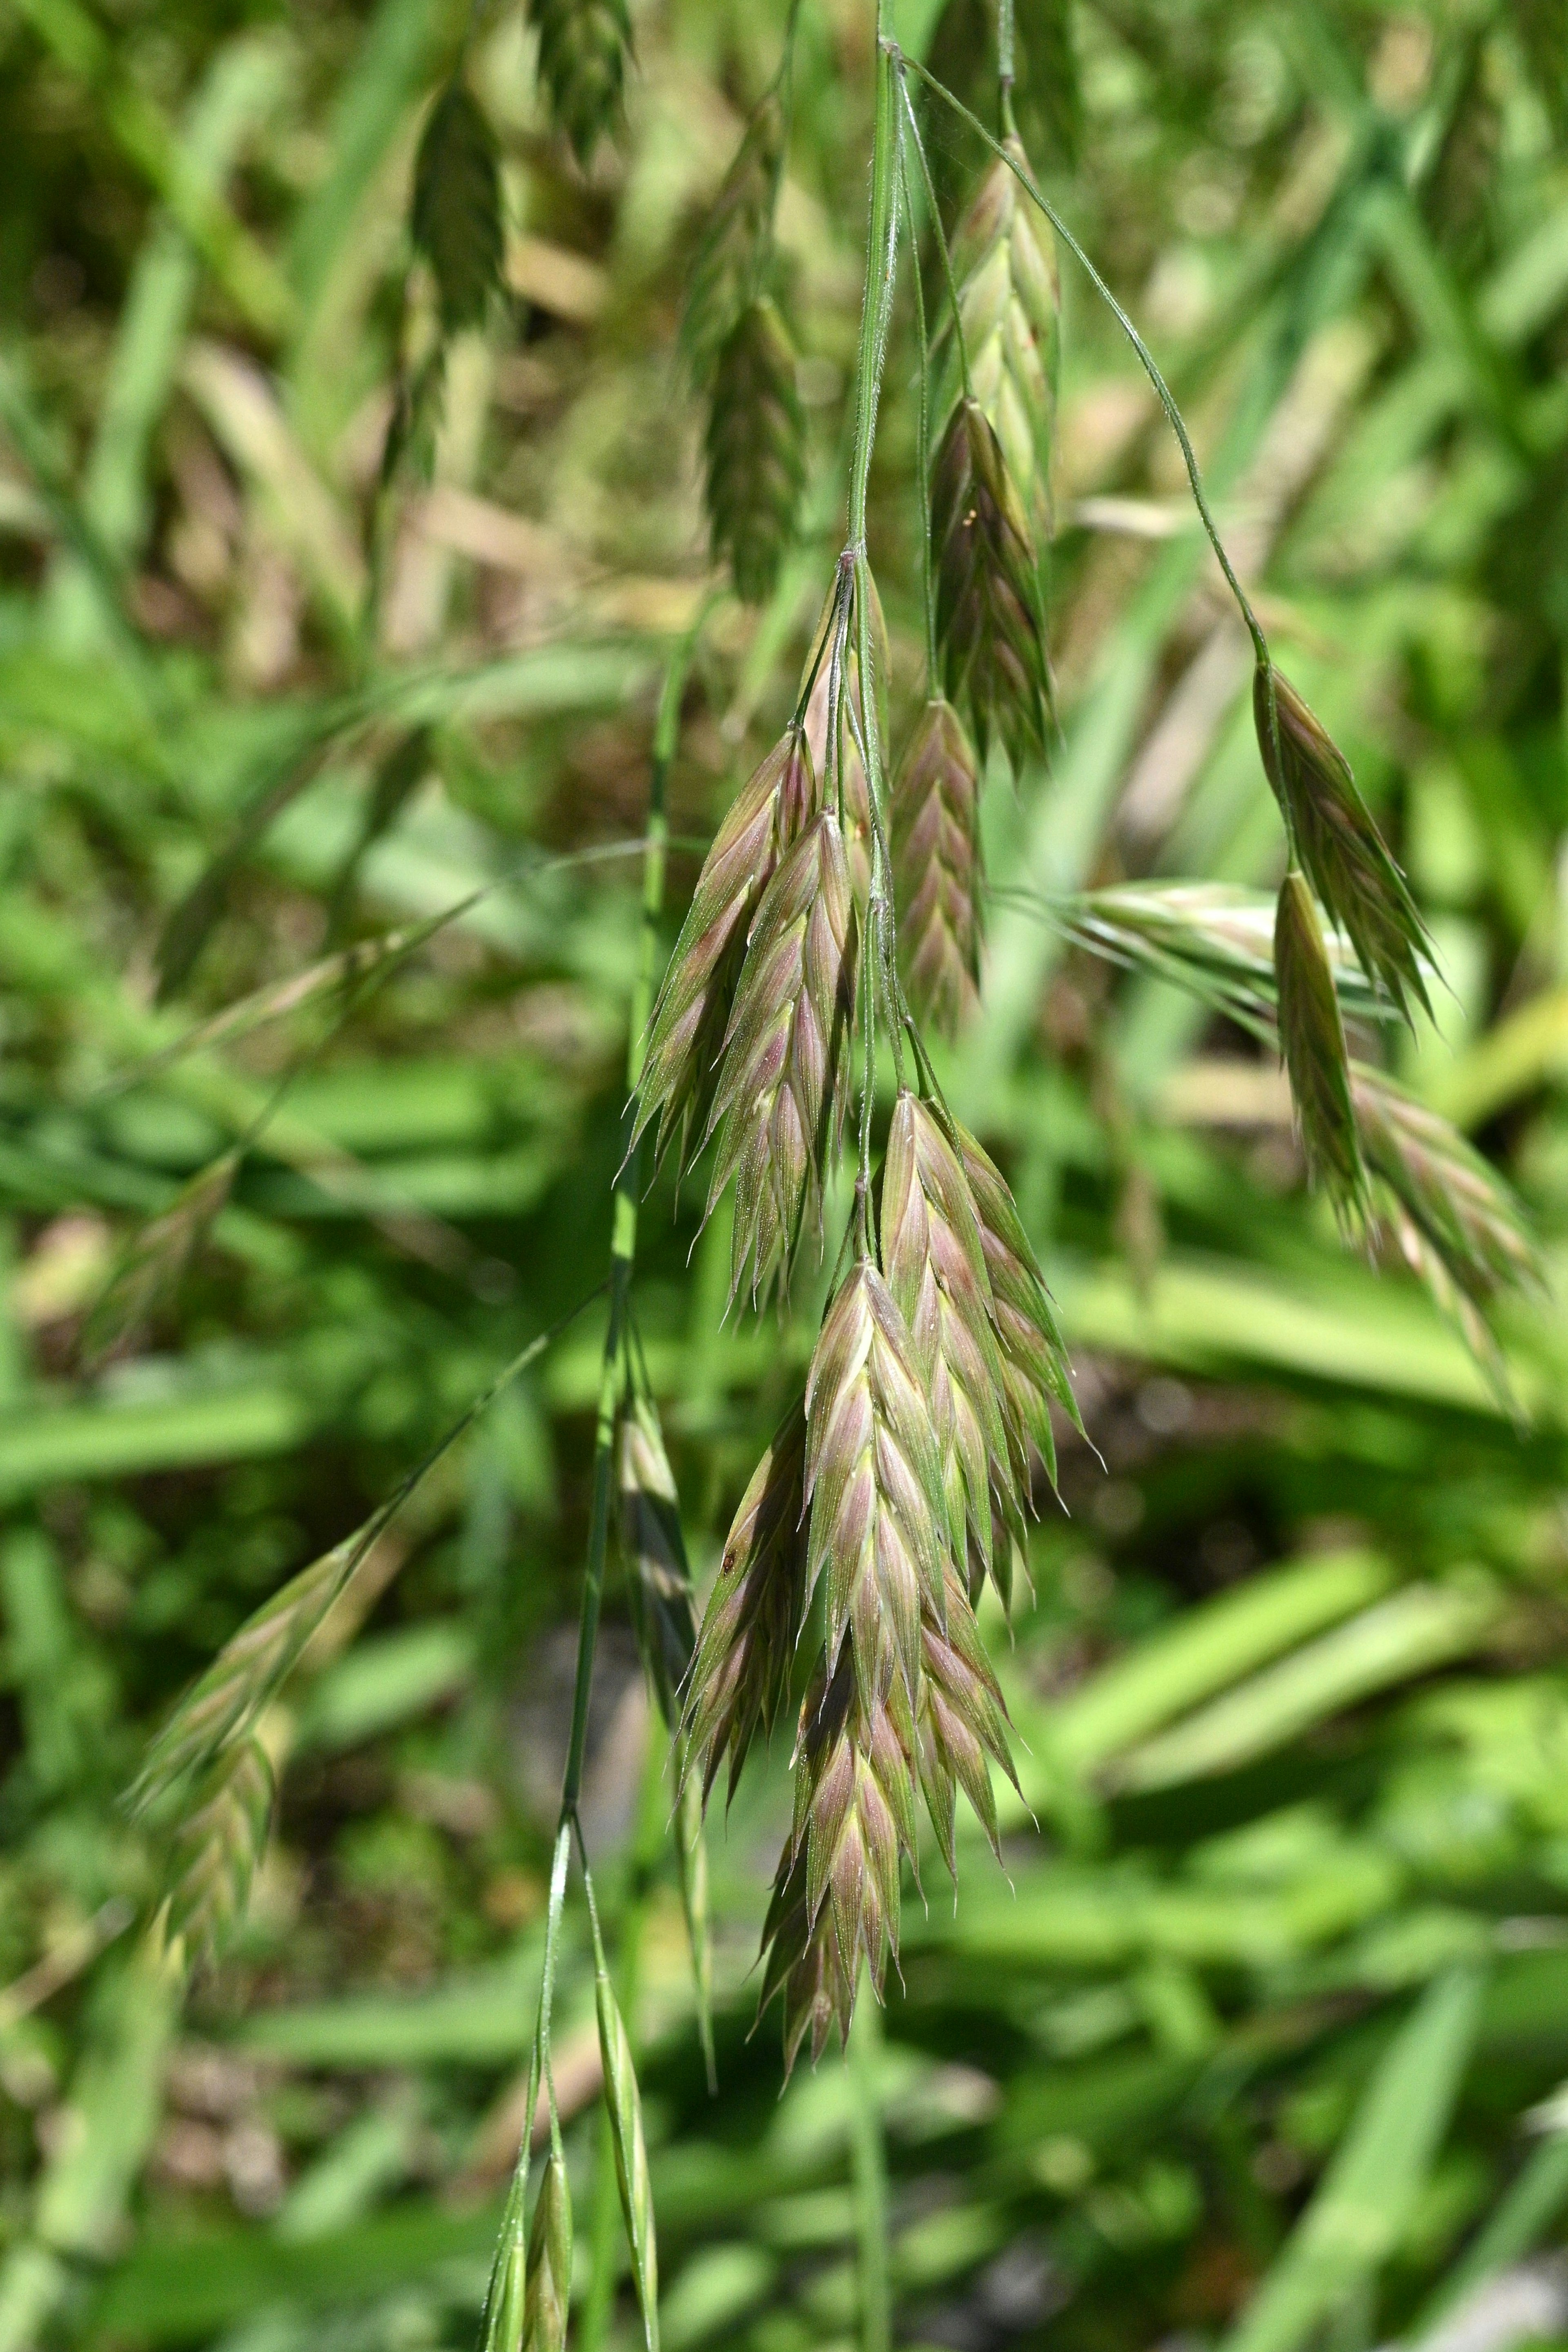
[952,1121,1079,1492]
[528,0,631,167]
[1274,870,1368,1231]
[683,1402,808,1804]
[705,296,805,606]
[129,1520,376,1815]
[682,89,786,384]
[1063,881,1395,1033]
[80,1149,240,1372]
[931,396,1052,771]
[940,137,1060,549]
[521,2145,572,2352]
[160,1737,274,1971]
[757,1640,920,2069]
[802,1261,951,1715]
[804,642,873,915]
[593,1958,659,2352]
[891,697,982,1038]
[411,81,504,335]
[480,2167,528,2352]
[917,1563,1017,1880]
[1354,1068,1542,1326]
[1254,665,1432,1023]
[618,1392,697,1725]
[633,726,815,1180]
[704,810,859,1304]
[880,1091,1014,1598]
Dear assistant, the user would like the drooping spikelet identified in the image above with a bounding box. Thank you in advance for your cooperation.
[804,646,873,915]
[1254,665,1432,1023]
[757,1642,920,2069]
[81,1148,240,1373]
[880,1091,1014,1597]
[1274,869,1368,1231]
[617,1391,697,1726]
[802,1260,951,1714]
[528,0,631,166]
[890,697,982,1038]
[940,138,1060,549]
[1354,1068,1542,1326]
[931,397,1053,771]
[682,88,786,384]
[593,1951,659,2352]
[633,726,815,1180]
[917,1562,1018,1880]
[704,810,859,1303]
[952,1121,1079,1493]
[706,296,806,606]
[411,80,504,334]
[683,1401,808,1804]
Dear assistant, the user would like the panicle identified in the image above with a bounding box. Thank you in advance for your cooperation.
[703,809,859,1304]
[705,296,805,606]
[527,0,631,166]
[633,725,815,1182]
[941,136,1060,549]
[1274,869,1368,1232]
[617,1391,697,1725]
[890,696,982,1038]
[931,397,1053,772]
[802,1260,950,1714]
[682,1402,808,1804]
[880,1091,1014,1601]
[1254,665,1432,1023]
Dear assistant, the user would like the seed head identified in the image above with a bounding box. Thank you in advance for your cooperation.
[527,0,631,166]
[705,296,806,606]
[633,726,815,1182]
[891,697,982,1038]
[952,1120,1079,1492]
[880,1091,1015,1598]
[704,809,860,1304]
[682,89,787,384]
[1274,870,1368,1231]
[618,1392,697,1726]
[942,138,1060,548]
[803,1261,952,1715]
[683,1401,808,1805]
[931,396,1053,772]
[521,2145,572,2352]
[1254,664,1432,1023]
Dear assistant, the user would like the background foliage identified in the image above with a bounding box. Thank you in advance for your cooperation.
[3,1,1568,2349]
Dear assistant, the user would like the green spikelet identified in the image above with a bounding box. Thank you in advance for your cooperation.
[161,1738,274,1972]
[682,89,786,385]
[931,396,1052,771]
[891,697,982,1038]
[410,81,504,335]
[940,137,1060,549]
[521,2144,572,2352]
[705,296,806,606]
[528,0,631,167]
[1274,870,1368,1233]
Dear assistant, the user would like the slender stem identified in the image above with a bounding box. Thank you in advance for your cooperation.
[849,1994,891,2352]
[847,24,900,549]
[896,47,1270,669]
[898,80,973,403]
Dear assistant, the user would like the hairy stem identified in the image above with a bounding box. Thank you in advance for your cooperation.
[850,1995,891,2352]
[897,47,1270,670]
[899,138,939,680]
[847,21,900,550]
